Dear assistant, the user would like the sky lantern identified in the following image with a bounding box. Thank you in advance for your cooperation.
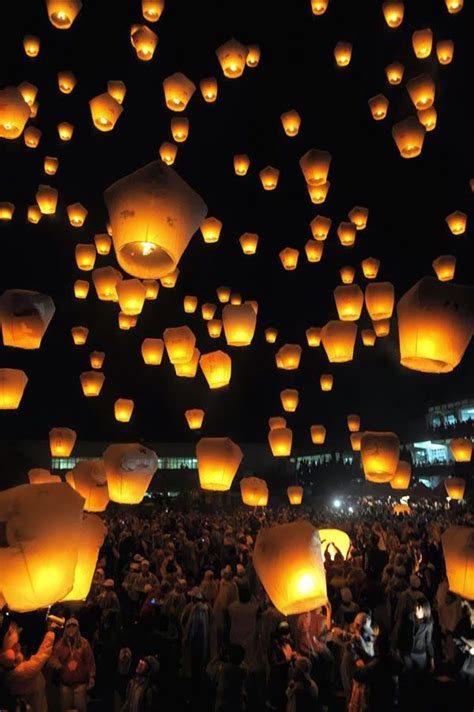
[57,70,76,93]
[241,477,268,506]
[265,327,278,343]
[307,181,330,204]
[305,240,324,263]
[184,295,198,313]
[392,117,425,159]
[207,319,222,338]
[196,437,243,491]
[268,427,293,456]
[385,61,404,85]
[104,160,207,280]
[171,116,189,142]
[185,408,205,430]
[334,285,364,321]
[348,206,369,230]
[199,350,232,389]
[300,149,331,186]
[361,431,400,482]
[0,369,28,409]
[67,460,109,512]
[382,1,404,27]
[280,110,301,137]
[143,279,159,300]
[306,327,321,347]
[0,290,55,350]
[141,337,164,365]
[89,93,123,131]
[116,279,146,315]
[131,25,158,61]
[161,267,179,288]
[0,483,84,612]
[322,320,357,362]
[0,87,31,139]
[230,293,242,305]
[29,469,60,485]
[418,106,437,131]
[46,0,82,28]
[200,217,222,244]
[90,351,105,369]
[142,0,165,21]
[71,326,88,346]
[310,215,332,241]
[368,94,389,120]
[104,443,158,504]
[279,247,299,270]
[159,141,177,165]
[0,202,14,220]
[373,318,390,337]
[365,281,395,320]
[287,486,303,505]
[407,74,435,110]
[239,232,259,255]
[444,478,466,500]
[62,514,106,601]
[67,202,88,227]
[412,28,433,58]
[58,121,74,141]
[216,38,248,78]
[44,156,59,176]
[337,222,357,247]
[92,266,122,302]
[163,72,196,110]
[318,529,351,561]
[436,39,454,65]
[350,431,363,451]
[222,303,256,346]
[311,425,326,444]
[432,255,456,282]
[28,205,42,224]
[107,80,126,104]
[246,44,261,67]
[30,101,39,118]
[94,233,111,256]
[320,373,333,391]
[444,0,463,11]
[442,526,474,601]
[233,154,250,176]
[80,371,105,396]
[397,277,474,373]
[75,244,96,271]
[23,35,40,57]
[259,166,280,190]
[340,266,355,284]
[114,398,134,423]
[280,389,299,412]
[334,41,352,67]
[254,521,327,616]
[200,77,218,103]
[347,414,360,432]
[119,313,137,330]
[74,280,89,299]
[163,325,196,364]
[24,126,42,148]
[276,344,302,370]
[18,82,37,107]
[449,438,472,462]
[269,416,286,430]
[49,427,76,457]
[390,460,412,489]
[446,211,467,235]
[175,348,200,377]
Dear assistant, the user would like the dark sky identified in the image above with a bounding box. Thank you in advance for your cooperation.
[0,0,472,449]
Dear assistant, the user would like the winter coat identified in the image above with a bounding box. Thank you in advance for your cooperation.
[3,631,54,698]
[50,635,96,686]
[353,653,403,712]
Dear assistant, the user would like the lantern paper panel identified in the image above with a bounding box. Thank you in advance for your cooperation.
[104,444,158,504]
[196,437,243,491]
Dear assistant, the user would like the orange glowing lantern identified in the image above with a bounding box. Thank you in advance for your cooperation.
[131,25,158,61]
[116,279,146,316]
[141,338,164,365]
[233,154,250,176]
[268,427,293,456]
[74,280,89,299]
[207,319,222,338]
[36,185,58,215]
[239,232,259,255]
[311,425,326,444]
[24,126,42,148]
[307,182,330,204]
[163,72,196,111]
[75,244,96,271]
[340,266,355,284]
[310,215,332,241]
[412,28,433,58]
[58,121,74,141]
[365,282,395,320]
[114,399,134,423]
[334,285,364,321]
[160,268,179,288]
[276,344,302,370]
[199,350,232,389]
[437,39,454,65]
[80,371,105,397]
[0,290,55,350]
[142,0,165,21]
[444,478,466,500]
[216,38,248,78]
[18,82,37,107]
[222,303,256,346]
[385,61,405,85]
[305,240,324,263]
[361,431,400,483]
[71,326,88,346]
[347,414,360,432]
[28,205,42,223]
[143,280,159,300]
[44,156,59,176]
[200,217,222,244]
[417,106,437,132]
[90,351,105,369]
[92,266,122,302]
[449,438,472,463]
[432,255,456,282]
[281,110,302,137]
[107,80,126,104]
[361,257,380,280]
[57,71,76,94]
[200,77,218,103]
[23,35,40,57]
[392,117,425,159]
[104,443,158,504]
[0,369,28,409]
[368,95,389,120]
[185,409,205,430]
[334,41,352,67]
[407,74,435,110]
[321,321,357,362]
[201,303,216,321]
[183,295,198,313]
[159,141,177,166]
[49,427,76,457]
[241,477,268,506]
[350,432,363,451]
[306,327,321,347]
[382,1,404,27]
[46,0,82,28]
[446,211,467,235]
[279,247,299,270]
[246,44,261,68]
[260,166,280,190]
[171,116,189,143]
[163,326,195,364]
[373,318,390,337]
[287,486,303,505]
[300,149,331,186]
[196,437,243,491]
[94,233,111,256]
[269,417,286,430]
[442,527,474,601]
[67,202,88,228]
[0,87,30,139]
[390,460,412,489]
[89,93,123,132]
[265,327,278,343]
[320,374,333,391]
[280,389,299,413]
[337,222,357,247]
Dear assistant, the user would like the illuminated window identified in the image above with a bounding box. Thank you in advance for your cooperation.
[51,456,95,470]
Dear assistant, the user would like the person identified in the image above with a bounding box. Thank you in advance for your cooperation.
[352,631,402,712]
[132,560,159,601]
[334,587,359,628]
[285,656,319,712]
[0,613,57,712]
[206,643,247,712]
[393,574,424,624]
[96,578,121,617]
[226,586,259,666]
[340,612,375,707]
[181,588,213,699]
[121,655,160,712]
[453,600,474,690]
[49,617,96,712]
[267,620,297,712]
[213,567,239,650]
[200,569,219,606]
[394,597,434,709]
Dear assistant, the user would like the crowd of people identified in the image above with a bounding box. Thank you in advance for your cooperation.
[1,500,474,712]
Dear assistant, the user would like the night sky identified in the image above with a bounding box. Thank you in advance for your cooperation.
[0,0,472,449]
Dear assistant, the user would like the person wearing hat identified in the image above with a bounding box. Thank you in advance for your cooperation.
[49,617,96,712]
[132,560,159,601]
[121,655,160,712]
[0,611,58,712]
[97,579,121,618]
[286,656,319,711]
[393,574,425,625]
[267,620,297,711]
[334,587,360,629]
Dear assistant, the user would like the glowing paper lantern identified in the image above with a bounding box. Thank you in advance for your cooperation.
[265,327,278,343]
[67,461,109,512]
[300,149,331,186]
[0,203,14,221]
[382,1,404,27]
[361,431,400,483]
[233,154,250,176]
[163,72,196,111]
[350,432,363,451]
[71,326,88,345]
[246,44,261,68]
[18,82,37,107]
[49,427,76,457]
[62,514,106,601]
[28,205,42,224]
[441,526,474,601]
[114,399,134,423]
[321,321,357,362]
[160,267,179,288]
[276,344,302,370]
[216,38,248,78]
[58,121,74,141]
[392,117,425,159]
[202,303,217,321]
[46,0,82,28]
[57,71,76,94]
[279,247,299,270]
[44,156,59,176]
[259,166,280,190]
[89,93,123,131]
[254,521,327,615]
[200,217,222,244]
[337,222,357,247]
[280,389,299,412]
[449,438,472,463]
[0,290,55,349]
[174,348,200,377]
[143,280,159,300]
[446,211,467,235]
[432,255,456,282]
[269,416,286,430]
[75,244,96,271]
[418,106,437,132]
[159,141,177,166]
[67,203,88,228]
[107,80,126,104]
[412,28,433,58]
[397,277,474,373]
[347,414,360,432]
[306,327,321,347]
[373,318,390,337]
[92,266,122,302]
[93,233,111,256]
[334,285,364,321]
[444,0,463,11]
[310,425,326,444]
[239,232,259,255]
[131,25,158,61]
[24,127,42,148]
[29,469,60,485]
[23,35,40,57]
[281,110,301,137]
[119,312,136,331]
[390,460,412,489]
[0,369,28,409]
[230,293,242,305]
[104,443,158,504]
[185,409,204,430]
[307,182,330,204]
[182,296,198,314]
[268,427,292,456]
[0,483,84,612]
[305,240,324,263]
[241,477,268,506]
[171,116,189,143]
[385,61,404,85]
[163,326,195,364]
[90,351,105,369]
[207,319,222,338]
[104,160,207,280]
[334,41,352,67]
[407,74,435,110]
[340,267,355,284]
[200,77,218,103]
[365,282,395,320]
[199,350,232,389]
[141,338,164,365]
[369,94,389,120]
[287,486,303,505]
[142,0,165,21]
[80,371,105,396]
[319,529,351,560]
[436,39,454,65]
[444,478,466,500]
[222,303,256,346]
[196,437,243,491]
[0,87,30,139]
[320,374,333,391]
[361,257,380,279]
[310,215,332,241]
[116,279,146,316]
